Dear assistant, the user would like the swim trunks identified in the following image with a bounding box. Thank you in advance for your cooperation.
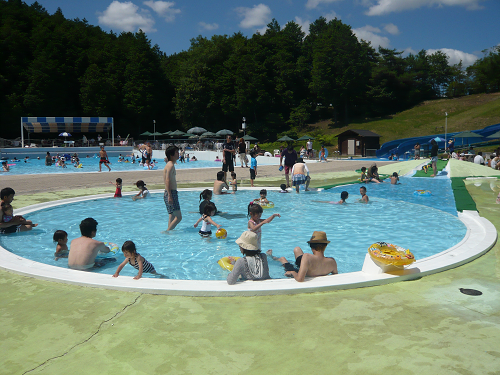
[0,224,21,234]
[250,168,256,180]
[222,159,234,172]
[99,157,108,164]
[284,165,293,175]
[164,190,181,214]
[292,174,307,186]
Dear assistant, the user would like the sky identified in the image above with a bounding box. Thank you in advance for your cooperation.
[26,0,499,66]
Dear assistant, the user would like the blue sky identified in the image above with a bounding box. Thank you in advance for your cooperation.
[26,0,499,66]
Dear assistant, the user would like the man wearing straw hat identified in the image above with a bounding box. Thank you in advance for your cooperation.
[268,231,337,282]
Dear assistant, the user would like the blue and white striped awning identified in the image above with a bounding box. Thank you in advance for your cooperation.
[22,117,113,133]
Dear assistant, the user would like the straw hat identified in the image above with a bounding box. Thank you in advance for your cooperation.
[307,231,330,244]
[235,231,259,250]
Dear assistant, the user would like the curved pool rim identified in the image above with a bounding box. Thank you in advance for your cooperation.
[0,187,496,296]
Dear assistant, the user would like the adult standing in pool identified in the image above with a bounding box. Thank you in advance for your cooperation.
[280,144,298,188]
[222,135,235,182]
[430,139,438,177]
[99,146,111,172]
[45,152,52,166]
[68,217,112,270]
[145,142,153,168]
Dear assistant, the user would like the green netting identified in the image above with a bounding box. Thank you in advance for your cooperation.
[451,177,477,212]
[413,159,448,177]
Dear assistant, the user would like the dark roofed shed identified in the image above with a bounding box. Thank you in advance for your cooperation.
[336,129,381,157]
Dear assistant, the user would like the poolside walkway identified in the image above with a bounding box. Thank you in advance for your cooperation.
[1,159,500,374]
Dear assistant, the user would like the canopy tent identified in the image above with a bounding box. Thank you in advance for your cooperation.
[21,117,114,147]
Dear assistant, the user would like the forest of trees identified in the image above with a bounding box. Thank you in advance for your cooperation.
[1,0,499,140]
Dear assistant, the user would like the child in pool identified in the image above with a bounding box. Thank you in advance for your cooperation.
[337,191,349,204]
[132,180,149,200]
[389,172,399,184]
[2,161,10,172]
[193,202,221,237]
[199,189,218,215]
[247,202,280,250]
[53,230,69,260]
[359,186,369,203]
[254,189,269,205]
[360,167,370,183]
[113,240,158,280]
[110,178,122,197]
[230,172,238,192]
[1,201,37,229]
[279,183,289,193]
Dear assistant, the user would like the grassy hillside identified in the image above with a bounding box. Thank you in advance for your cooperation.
[308,92,500,146]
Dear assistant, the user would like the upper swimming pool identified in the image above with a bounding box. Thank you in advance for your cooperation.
[2,156,222,175]
[0,177,466,281]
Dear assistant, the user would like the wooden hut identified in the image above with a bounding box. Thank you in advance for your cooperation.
[336,129,381,157]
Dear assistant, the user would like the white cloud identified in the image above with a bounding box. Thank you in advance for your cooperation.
[383,23,400,35]
[365,0,484,16]
[427,48,478,66]
[295,16,311,35]
[235,4,272,29]
[199,21,219,31]
[353,25,391,48]
[306,0,342,10]
[143,1,180,22]
[324,11,339,21]
[403,47,418,55]
[98,1,155,32]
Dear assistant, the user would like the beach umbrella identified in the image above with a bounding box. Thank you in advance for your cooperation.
[428,136,445,143]
[200,131,217,138]
[486,130,500,139]
[169,130,189,137]
[140,131,152,136]
[187,127,207,134]
[277,135,296,142]
[162,131,172,135]
[296,135,315,141]
[151,132,163,136]
[59,132,71,137]
[216,129,234,137]
[454,131,483,147]
[242,134,258,141]
[189,135,199,139]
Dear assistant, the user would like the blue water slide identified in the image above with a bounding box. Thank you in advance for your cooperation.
[376,123,500,158]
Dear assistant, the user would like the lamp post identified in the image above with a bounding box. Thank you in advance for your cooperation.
[444,112,447,153]
[153,120,156,142]
[242,117,246,137]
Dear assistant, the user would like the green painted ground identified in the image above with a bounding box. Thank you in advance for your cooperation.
[1,162,500,375]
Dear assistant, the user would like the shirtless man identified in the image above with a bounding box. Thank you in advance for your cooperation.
[163,145,182,231]
[99,146,111,172]
[291,157,310,193]
[68,218,111,270]
[267,231,337,282]
[213,171,231,195]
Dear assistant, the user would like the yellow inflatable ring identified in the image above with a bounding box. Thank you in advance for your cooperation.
[103,242,120,254]
[218,256,240,271]
[253,199,275,209]
[368,242,415,267]
[414,190,431,196]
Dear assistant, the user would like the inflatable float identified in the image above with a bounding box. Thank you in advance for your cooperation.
[413,190,431,196]
[253,199,274,209]
[368,242,415,267]
[218,256,240,271]
[96,242,120,259]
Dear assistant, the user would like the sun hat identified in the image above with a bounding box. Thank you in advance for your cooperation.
[307,231,330,244]
[235,231,260,250]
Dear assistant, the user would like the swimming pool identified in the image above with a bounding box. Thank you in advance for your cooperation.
[0,177,467,281]
[2,156,222,175]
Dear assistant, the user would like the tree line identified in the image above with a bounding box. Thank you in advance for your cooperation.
[1,0,498,141]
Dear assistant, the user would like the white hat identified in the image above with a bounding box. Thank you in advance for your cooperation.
[235,231,259,251]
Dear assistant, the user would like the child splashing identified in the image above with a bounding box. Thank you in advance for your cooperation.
[194,202,221,237]
[113,240,160,280]
[247,202,280,250]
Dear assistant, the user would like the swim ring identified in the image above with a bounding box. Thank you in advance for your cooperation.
[368,242,415,267]
[413,190,432,196]
[218,256,240,271]
[96,242,120,259]
[253,199,274,209]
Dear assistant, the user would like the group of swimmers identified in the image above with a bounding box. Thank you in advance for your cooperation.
[360,163,400,184]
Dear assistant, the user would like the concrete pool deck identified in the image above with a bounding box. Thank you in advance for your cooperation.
[1,159,500,374]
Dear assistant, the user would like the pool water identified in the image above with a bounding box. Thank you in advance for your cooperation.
[0,177,466,280]
[3,156,221,175]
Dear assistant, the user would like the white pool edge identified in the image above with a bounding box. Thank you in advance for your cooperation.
[0,190,496,296]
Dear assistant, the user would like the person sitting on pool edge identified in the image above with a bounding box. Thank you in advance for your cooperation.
[267,231,337,282]
[68,218,114,270]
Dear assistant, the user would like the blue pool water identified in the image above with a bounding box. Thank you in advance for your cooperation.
[0,177,466,280]
[2,156,222,175]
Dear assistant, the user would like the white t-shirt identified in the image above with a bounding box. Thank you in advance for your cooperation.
[306,141,312,150]
[473,155,485,165]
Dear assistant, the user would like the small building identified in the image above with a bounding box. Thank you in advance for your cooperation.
[336,129,381,157]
